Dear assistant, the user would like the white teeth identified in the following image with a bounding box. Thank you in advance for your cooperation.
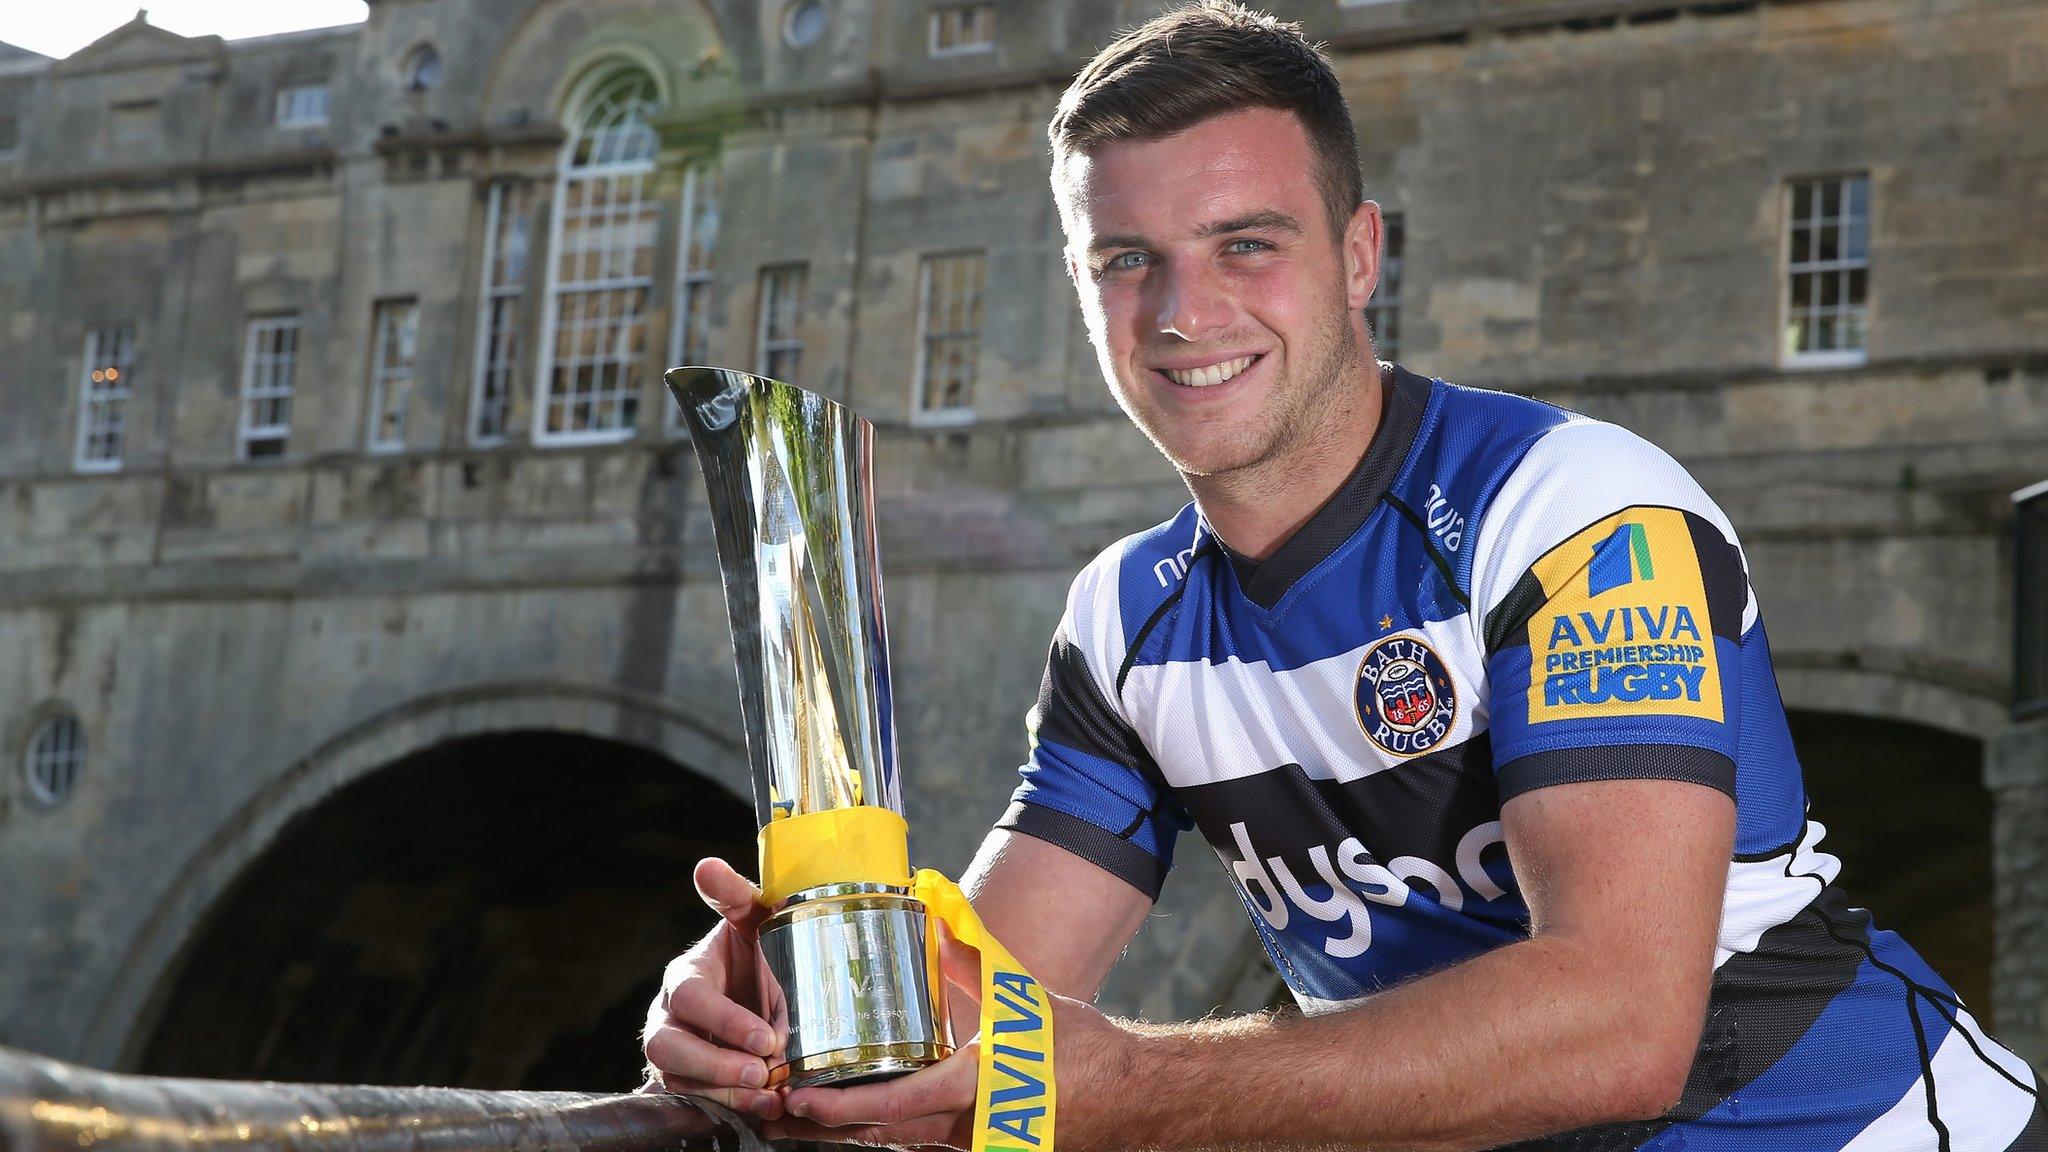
[1163,355,1255,387]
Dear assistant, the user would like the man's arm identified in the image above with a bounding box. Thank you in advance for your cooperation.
[1093,776,1732,1151]
[781,775,1733,1151]
[958,827,1155,1004]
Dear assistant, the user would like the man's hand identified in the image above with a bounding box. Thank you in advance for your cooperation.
[765,945,1137,1152]
[639,858,785,1119]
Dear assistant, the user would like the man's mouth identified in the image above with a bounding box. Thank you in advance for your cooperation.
[1159,354,1260,388]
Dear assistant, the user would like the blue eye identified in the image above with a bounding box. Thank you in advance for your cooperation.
[1227,238,1271,254]
[1105,251,1150,271]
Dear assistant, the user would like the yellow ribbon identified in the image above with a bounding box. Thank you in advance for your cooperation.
[914,869,1058,1152]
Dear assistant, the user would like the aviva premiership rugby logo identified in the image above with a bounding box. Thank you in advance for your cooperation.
[1355,634,1457,757]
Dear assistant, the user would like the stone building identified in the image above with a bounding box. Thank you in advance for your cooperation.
[1,0,2044,1091]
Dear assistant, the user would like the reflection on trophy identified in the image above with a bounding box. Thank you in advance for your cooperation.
[668,366,953,1089]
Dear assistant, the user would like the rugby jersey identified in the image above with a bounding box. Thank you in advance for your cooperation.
[1000,364,2043,1150]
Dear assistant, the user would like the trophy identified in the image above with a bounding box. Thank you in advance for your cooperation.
[669,366,953,1089]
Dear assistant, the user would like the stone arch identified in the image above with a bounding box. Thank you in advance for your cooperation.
[478,0,736,134]
[1773,663,2006,741]
[83,681,749,1072]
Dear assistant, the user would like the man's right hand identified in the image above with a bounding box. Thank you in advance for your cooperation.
[639,857,785,1118]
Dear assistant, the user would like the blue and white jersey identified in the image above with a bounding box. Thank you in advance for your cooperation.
[1001,365,2043,1150]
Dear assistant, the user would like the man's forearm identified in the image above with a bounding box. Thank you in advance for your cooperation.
[1085,933,1702,1152]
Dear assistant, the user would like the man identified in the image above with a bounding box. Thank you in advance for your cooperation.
[643,3,2044,1148]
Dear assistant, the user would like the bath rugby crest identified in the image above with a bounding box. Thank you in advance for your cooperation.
[998,365,2041,1150]
[1354,634,1455,756]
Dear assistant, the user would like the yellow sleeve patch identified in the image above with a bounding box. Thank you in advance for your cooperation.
[1524,506,1725,725]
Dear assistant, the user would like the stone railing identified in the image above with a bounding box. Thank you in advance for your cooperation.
[0,1045,762,1152]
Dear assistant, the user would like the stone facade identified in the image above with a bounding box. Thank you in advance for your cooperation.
[1,0,2045,1086]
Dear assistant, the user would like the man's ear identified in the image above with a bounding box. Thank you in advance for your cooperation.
[1344,201,1383,313]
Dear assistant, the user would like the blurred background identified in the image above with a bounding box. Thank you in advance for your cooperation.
[0,0,2045,1097]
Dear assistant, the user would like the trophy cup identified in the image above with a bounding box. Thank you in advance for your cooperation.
[669,366,953,1089]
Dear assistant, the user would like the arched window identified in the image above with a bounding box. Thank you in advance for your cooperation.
[23,713,84,808]
[537,69,663,443]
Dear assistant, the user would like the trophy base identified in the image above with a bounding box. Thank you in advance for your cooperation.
[759,885,954,1090]
[773,1042,954,1090]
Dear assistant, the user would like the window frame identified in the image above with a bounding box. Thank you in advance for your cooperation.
[366,298,420,454]
[531,67,663,447]
[1779,171,1872,371]
[666,160,720,430]
[274,83,331,128]
[928,5,997,57]
[22,712,85,810]
[1366,212,1404,362]
[74,323,135,473]
[238,315,301,460]
[910,249,985,427]
[470,181,528,446]
[755,263,807,385]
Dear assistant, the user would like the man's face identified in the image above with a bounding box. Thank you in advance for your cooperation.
[1059,106,1381,481]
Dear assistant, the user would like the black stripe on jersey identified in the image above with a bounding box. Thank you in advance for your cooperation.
[997,801,1168,901]
[1498,884,1870,1151]
[1684,512,1748,644]
[1483,569,1548,655]
[1037,632,1168,795]
[1178,733,1500,871]
[1384,493,1472,610]
[1116,539,1218,697]
[1496,745,1736,804]
[1483,506,1746,657]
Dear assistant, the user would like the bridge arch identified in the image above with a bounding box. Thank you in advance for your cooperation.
[85,682,750,1076]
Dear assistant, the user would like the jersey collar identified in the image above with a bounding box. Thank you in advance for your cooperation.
[1217,362,1432,610]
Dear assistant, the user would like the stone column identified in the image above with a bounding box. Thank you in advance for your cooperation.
[1988,717,2048,1064]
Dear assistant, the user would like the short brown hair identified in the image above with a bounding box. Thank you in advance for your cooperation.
[1049,2,1363,236]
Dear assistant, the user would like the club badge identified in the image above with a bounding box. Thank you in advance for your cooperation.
[1355,633,1457,757]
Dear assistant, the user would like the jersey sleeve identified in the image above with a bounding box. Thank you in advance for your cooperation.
[996,553,1191,901]
[1470,421,1752,803]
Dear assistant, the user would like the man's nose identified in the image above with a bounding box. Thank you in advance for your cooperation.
[1151,260,1226,342]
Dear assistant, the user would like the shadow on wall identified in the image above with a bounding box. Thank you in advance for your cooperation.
[131,731,752,1091]
[1790,709,1991,1013]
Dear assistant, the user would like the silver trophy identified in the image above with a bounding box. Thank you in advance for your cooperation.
[668,366,952,1089]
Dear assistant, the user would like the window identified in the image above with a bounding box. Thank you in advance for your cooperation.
[667,161,720,429]
[367,299,419,452]
[536,70,661,443]
[0,113,18,158]
[109,100,160,150]
[471,181,530,444]
[239,316,300,459]
[1366,213,1404,361]
[275,83,330,128]
[404,45,442,92]
[929,5,996,56]
[75,324,135,472]
[1784,173,1870,367]
[914,251,984,420]
[23,713,84,809]
[756,264,807,384]
[784,0,828,48]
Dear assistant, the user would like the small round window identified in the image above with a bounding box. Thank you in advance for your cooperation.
[404,45,443,92]
[24,713,84,808]
[783,0,827,48]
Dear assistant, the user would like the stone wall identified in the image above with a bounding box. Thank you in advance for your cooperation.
[0,0,2043,1073]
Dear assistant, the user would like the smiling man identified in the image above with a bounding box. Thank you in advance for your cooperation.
[642,3,2043,1148]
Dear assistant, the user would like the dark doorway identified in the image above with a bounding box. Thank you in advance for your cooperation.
[133,731,752,1091]
[1789,710,1992,1013]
